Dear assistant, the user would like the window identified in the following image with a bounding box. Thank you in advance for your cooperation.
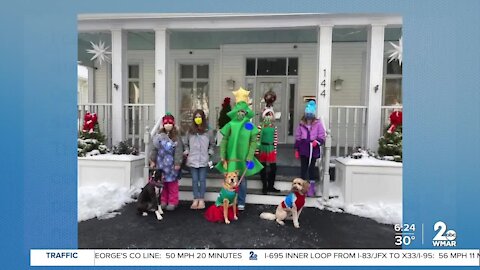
[179,64,210,134]
[257,58,287,75]
[127,64,141,136]
[245,57,298,76]
[288,83,296,136]
[128,65,140,104]
[383,60,402,105]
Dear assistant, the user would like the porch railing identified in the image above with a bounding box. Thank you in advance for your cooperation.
[124,103,155,151]
[77,103,155,151]
[329,106,368,157]
[78,103,402,156]
[77,103,113,147]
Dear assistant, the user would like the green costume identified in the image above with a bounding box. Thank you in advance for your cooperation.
[215,101,263,176]
[215,188,237,206]
[258,124,276,153]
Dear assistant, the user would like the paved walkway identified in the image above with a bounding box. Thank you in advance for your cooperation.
[79,201,398,249]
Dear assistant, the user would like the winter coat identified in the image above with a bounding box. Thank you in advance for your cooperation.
[183,129,215,168]
[294,119,326,158]
[149,132,184,182]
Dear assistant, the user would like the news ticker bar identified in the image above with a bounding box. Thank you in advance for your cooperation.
[31,249,480,266]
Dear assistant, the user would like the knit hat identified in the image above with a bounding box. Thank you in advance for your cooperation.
[262,107,275,119]
[305,100,316,117]
[162,112,175,125]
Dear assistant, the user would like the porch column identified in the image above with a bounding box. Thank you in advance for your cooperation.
[316,25,333,129]
[87,66,95,103]
[154,27,168,122]
[365,24,386,151]
[111,28,128,145]
[316,25,333,199]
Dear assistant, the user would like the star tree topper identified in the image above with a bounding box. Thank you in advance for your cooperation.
[387,36,403,66]
[86,41,111,66]
[232,87,250,104]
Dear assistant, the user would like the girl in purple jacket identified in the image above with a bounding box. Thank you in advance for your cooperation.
[294,101,326,197]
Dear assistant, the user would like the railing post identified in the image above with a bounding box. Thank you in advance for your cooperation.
[319,130,332,201]
[143,125,150,184]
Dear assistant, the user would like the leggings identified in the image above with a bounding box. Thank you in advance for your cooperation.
[300,156,317,181]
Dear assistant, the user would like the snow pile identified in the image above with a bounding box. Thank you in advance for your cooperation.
[78,182,142,222]
[316,183,402,225]
[345,203,402,225]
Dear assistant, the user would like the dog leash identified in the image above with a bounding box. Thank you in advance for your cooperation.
[237,167,248,186]
[308,140,320,167]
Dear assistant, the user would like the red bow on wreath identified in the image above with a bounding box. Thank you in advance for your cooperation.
[387,111,402,133]
[82,112,98,133]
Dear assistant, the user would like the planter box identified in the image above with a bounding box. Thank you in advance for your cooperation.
[78,154,145,188]
[335,157,402,205]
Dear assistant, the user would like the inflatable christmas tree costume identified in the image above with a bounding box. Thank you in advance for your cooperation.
[215,87,263,177]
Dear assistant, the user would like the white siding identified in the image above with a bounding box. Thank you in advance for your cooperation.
[94,64,109,103]
[331,42,368,106]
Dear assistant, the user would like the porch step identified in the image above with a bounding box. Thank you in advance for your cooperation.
[180,165,336,181]
[179,176,295,191]
[177,178,320,208]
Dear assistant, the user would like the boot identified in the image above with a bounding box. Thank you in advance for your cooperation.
[307,181,316,197]
[260,164,268,194]
[268,163,279,192]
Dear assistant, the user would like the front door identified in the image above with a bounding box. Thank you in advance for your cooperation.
[254,77,287,143]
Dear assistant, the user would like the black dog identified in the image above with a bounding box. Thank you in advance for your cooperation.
[137,169,164,220]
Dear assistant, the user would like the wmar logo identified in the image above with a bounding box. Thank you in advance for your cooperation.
[432,221,457,247]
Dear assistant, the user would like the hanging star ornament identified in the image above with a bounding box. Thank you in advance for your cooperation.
[232,87,250,104]
[86,41,111,66]
[388,36,403,66]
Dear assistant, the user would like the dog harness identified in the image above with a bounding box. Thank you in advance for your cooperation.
[281,191,306,209]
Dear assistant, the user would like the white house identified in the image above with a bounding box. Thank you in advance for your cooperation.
[77,13,403,156]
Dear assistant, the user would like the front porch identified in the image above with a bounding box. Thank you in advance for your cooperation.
[78,13,403,152]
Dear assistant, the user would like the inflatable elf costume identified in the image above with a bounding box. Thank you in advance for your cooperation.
[256,97,279,194]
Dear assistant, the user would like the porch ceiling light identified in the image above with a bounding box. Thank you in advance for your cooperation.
[334,78,344,91]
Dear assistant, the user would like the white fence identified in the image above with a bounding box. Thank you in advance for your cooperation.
[329,106,368,157]
[124,104,155,150]
[77,103,155,151]
[78,103,402,155]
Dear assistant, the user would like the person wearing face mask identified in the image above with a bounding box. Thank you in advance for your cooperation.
[256,108,279,194]
[149,113,184,211]
[215,87,263,211]
[294,100,326,197]
[183,109,214,210]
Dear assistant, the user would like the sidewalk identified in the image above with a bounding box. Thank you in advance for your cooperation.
[78,201,399,249]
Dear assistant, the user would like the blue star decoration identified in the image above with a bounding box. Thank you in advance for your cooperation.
[244,122,254,130]
[246,160,254,170]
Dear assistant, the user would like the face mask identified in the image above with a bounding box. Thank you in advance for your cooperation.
[264,115,273,122]
[305,113,315,120]
[237,111,246,121]
[164,124,173,131]
[194,117,203,125]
